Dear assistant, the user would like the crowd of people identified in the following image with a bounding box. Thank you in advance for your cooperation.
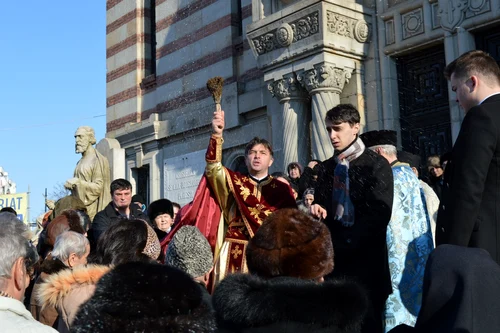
[1,51,500,333]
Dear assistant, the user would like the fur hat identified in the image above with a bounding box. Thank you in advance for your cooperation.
[360,130,397,148]
[148,199,174,221]
[246,208,334,280]
[72,262,216,333]
[213,273,368,332]
[165,226,213,278]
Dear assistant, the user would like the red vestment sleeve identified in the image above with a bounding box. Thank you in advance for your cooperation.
[159,174,221,259]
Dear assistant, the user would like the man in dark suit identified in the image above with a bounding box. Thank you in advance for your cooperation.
[436,50,500,264]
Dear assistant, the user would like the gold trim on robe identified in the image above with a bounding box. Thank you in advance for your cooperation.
[205,135,297,284]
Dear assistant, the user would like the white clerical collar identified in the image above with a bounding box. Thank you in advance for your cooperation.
[250,174,269,182]
[479,92,500,105]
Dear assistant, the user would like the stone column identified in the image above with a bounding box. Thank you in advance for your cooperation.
[268,73,310,170]
[96,138,126,180]
[297,63,353,161]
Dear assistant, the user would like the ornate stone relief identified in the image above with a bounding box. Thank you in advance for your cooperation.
[354,21,370,43]
[464,0,490,19]
[327,11,352,38]
[402,8,424,39]
[291,12,319,42]
[276,23,294,47]
[297,64,353,93]
[252,11,319,55]
[385,20,395,45]
[268,75,307,101]
[326,11,371,43]
[431,3,441,30]
[438,0,489,31]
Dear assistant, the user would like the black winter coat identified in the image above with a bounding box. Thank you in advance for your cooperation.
[89,202,149,244]
[213,273,369,333]
[313,149,394,318]
[436,94,500,264]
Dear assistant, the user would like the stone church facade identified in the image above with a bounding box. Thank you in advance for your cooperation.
[104,0,500,204]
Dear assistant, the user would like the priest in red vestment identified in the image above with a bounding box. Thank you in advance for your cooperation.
[207,108,297,283]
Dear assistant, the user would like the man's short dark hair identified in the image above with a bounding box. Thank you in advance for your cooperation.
[245,137,274,157]
[172,202,181,210]
[325,104,361,126]
[110,178,132,195]
[444,50,500,85]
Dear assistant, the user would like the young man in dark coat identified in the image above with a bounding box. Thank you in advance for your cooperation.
[90,178,149,245]
[309,104,394,333]
[436,50,500,265]
[213,208,369,333]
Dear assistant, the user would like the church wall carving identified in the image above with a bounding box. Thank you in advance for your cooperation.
[247,1,373,71]
[252,11,320,55]
[381,0,495,53]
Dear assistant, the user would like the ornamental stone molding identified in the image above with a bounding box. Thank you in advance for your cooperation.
[252,11,319,55]
[276,23,294,47]
[247,1,373,70]
[402,8,424,39]
[354,20,371,43]
[326,11,371,43]
[291,12,319,42]
[268,74,308,102]
[327,11,352,38]
[297,64,353,94]
[385,20,395,45]
[438,0,489,31]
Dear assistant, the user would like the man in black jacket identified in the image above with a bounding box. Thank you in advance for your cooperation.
[90,178,149,244]
[436,50,500,264]
[309,104,394,333]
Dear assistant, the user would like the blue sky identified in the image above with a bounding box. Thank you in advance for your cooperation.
[0,2,105,220]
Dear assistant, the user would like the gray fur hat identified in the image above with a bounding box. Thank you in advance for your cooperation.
[165,226,213,278]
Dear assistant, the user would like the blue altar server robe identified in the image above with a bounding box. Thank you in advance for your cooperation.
[384,162,434,332]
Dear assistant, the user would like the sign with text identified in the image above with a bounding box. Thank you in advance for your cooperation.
[0,192,29,223]
[164,150,206,206]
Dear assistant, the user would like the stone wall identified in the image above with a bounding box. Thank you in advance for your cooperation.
[105,0,500,203]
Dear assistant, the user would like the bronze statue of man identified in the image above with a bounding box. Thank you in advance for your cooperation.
[65,126,111,220]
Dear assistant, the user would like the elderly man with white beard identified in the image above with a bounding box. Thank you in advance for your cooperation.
[64,126,111,220]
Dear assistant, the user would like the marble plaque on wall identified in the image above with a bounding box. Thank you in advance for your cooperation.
[163,149,206,206]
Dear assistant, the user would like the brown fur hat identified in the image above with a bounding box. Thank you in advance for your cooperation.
[246,208,334,280]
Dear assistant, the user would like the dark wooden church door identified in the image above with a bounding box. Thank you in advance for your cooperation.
[476,29,500,65]
[396,45,452,173]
